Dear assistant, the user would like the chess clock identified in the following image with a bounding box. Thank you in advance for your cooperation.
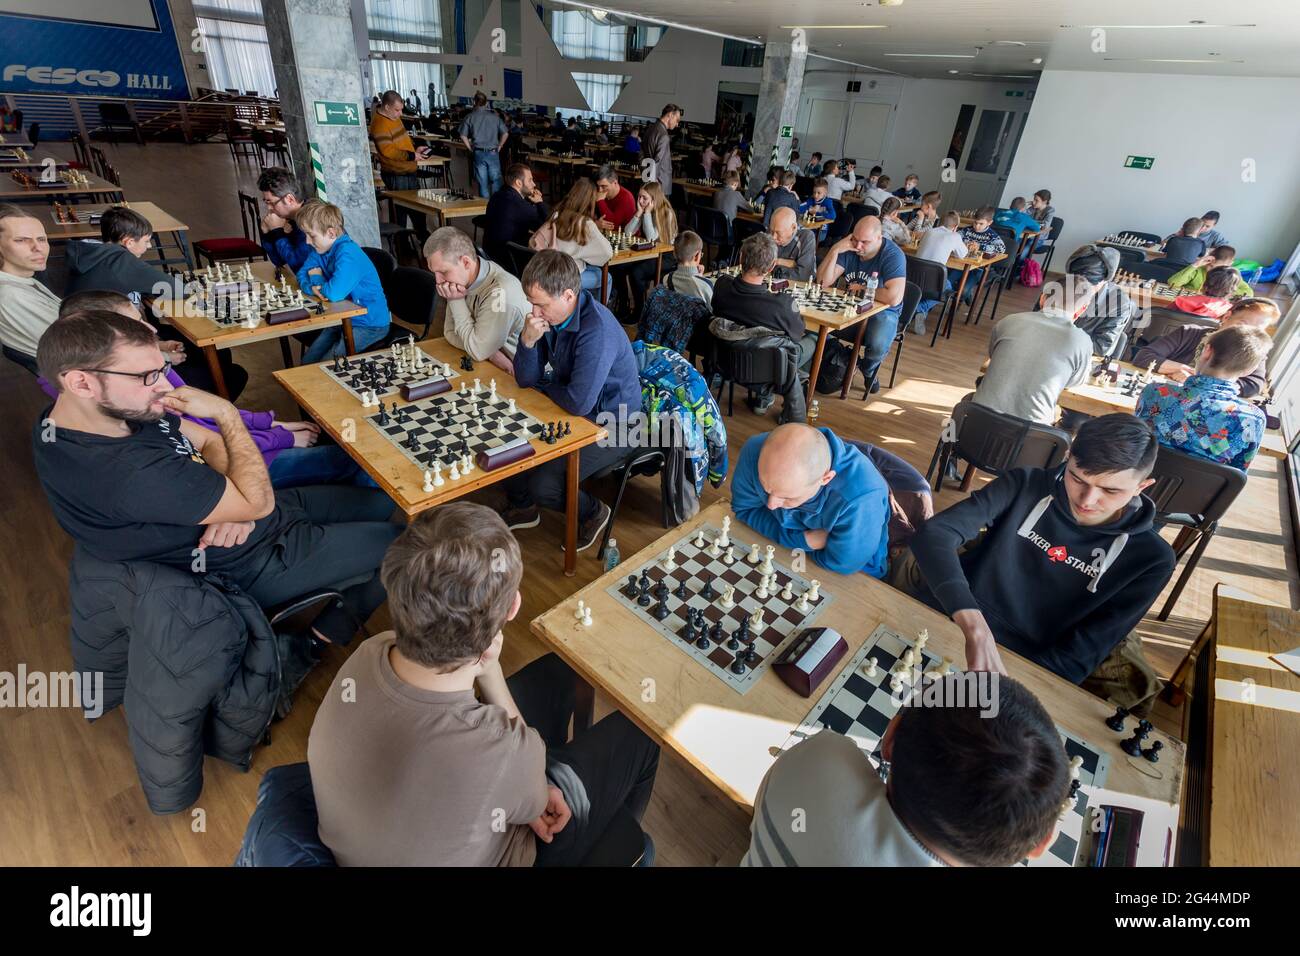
[773,626,847,697]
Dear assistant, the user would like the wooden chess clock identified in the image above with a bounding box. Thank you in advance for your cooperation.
[773,626,848,697]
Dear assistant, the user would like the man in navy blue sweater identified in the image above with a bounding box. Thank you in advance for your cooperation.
[503,250,641,554]
[483,163,550,268]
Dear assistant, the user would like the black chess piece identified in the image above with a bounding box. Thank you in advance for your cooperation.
[736,616,750,642]
[680,617,695,642]
[377,401,389,425]
[561,420,571,437]
[637,571,652,606]
[341,354,351,370]
[710,621,724,645]
[673,579,688,600]
[1105,705,1129,732]
[460,355,474,371]
[730,652,747,675]
[654,580,669,601]
[333,354,342,373]
[725,630,740,651]
[743,641,760,665]
[623,574,639,599]
[700,578,715,600]
[1120,722,1150,757]
[695,631,712,650]
[1142,740,1163,763]
[405,433,419,451]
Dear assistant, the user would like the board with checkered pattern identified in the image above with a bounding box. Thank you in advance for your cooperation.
[605,523,833,694]
[322,352,461,401]
[365,388,542,472]
[781,624,1110,867]
[193,292,325,327]
[785,286,872,317]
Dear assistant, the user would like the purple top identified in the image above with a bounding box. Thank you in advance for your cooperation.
[38,366,295,465]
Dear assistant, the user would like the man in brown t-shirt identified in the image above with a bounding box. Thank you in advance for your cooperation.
[308,501,660,866]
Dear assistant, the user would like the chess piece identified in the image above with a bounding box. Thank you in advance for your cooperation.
[780,581,793,601]
[623,574,639,599]
[730,653,747,676]
[460,453,472,474]
[706,535,722,558]
[1105,705,1129,732]
[574,600,586,621]
[748,607,763,632]
[723,545,735,565]
[795,589,810,613]
[422,470,433,493]
[1120,720,1151,757]
[581,606,592,627]
[362,389,374,408]
[1142,740,1163,763]
[662,545,677,571]
[652,591,670,622]
[473,377,481,394]
[432,460,444,486]
[377,401,389,425]
[902,648,915,667]
[1069,755,1083,781]
[673,579,688,600]
[449,460,461,480]
[889,673,903,694]
[700,578,715,600]
[719,515,731,548]
[636,571,652,606]
[760,545,775,576]
[694,528,706,549]
[720,585,735,609]
[489,379,497,401]
[755,576,770,600]
[864,656,878,678]
[916,629,929,653]
[746,543,761,565]
[807,580,821,602]
[507,398,517,415]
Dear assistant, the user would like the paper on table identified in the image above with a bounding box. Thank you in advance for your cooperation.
[1269,645,1300,680]
[1087,787,1181,867]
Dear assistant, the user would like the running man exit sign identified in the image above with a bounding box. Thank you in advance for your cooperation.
[314,101,360,126]
[1124,155,1155,170]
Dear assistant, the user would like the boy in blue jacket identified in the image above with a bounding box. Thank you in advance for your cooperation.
[295,200,390,364]
[731,423,892,578]
[993,196,1041,245]
[798,179,837,243]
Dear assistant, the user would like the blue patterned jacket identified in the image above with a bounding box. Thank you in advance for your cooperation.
[1136,374,1266,471]
[632,341,727,492]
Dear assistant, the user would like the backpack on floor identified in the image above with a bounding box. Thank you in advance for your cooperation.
[815,339,855,395]
[1019,258,1043,287]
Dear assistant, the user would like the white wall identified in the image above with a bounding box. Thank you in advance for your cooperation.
[1004,69,1300,265]
[793,71,1034,206]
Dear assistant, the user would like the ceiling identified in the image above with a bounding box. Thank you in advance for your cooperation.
[547,0,1300,81]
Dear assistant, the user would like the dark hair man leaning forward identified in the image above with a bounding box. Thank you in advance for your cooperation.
[32,310,401,699]
[309,502,660,866]
[900,414,1174,690]
[502,250,641,554]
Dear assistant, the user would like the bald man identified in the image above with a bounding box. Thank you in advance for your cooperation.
[817,216,908,394]
[731,423,892,578]
[768,207,816,282]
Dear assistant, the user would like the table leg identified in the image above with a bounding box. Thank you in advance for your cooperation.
[839,316,870,400]
[967,266,993,323]
[805,325,829,402]
[563,450,580,577]
[203,345,229,399]
[1009,234,1031,288]
[573,674,595,733]
[279,336,295,369]
[654,252,664,284]
[341,317,356,355]
[175,230,194,269]
[952,265,972,324]
[600,264,611,306]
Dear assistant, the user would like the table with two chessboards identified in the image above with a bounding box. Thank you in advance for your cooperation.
[531,499,1186,862]
[272,336,607,575]
[702,269,890,401]
[155,259,367,399]
[383,188,487,230]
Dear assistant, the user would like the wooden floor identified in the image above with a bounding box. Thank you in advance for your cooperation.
[1,142,1295,866]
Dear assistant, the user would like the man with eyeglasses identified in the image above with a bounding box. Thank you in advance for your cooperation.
[32,310,402,680]
[258,167,311,272]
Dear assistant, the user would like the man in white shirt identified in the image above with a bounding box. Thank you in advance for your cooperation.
[424,226,528,375]
[822,159,857,202]
[0,204,60,373]
[909,212,968,334]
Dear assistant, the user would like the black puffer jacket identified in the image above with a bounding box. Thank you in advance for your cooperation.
[68,548,280,815]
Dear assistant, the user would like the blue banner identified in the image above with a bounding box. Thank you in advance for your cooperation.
[0,0,190,99]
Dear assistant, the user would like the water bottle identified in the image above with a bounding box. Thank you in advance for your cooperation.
[865,271,879,305]
[603,538,621,574]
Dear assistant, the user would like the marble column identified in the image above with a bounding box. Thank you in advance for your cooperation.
[263,0,380,248]
[747,40,807,199]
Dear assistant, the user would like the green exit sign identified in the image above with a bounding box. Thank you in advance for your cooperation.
[1124,155,1155,170]
[313,101,360,126]
[779,125,793,138]
[1004,90,1025,97]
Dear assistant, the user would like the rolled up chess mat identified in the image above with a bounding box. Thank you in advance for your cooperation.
[477,436,535,471]
[264,306,311,326]
[400,376,452,401]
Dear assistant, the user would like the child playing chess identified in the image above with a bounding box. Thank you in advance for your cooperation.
[746,673,1070,866]
[295,199,391,364]
[619,182,678,320]
[893,174,921,203]
[1167,247,1253,298]
[798,179,836,242]
[877,197,911,246]
[662,230,714,308]
[308,502,661,866]
[1172,265,1240,318]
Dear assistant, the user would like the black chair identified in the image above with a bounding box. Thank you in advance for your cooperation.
[693,207,731,268]
[849,203,879,226]
[193,192,269,267]
[1145,446,1248,620]
[669,182,689,211]
[70,131,91,169]
[794,175,813,197]
[504,240,536,279]
[360,247,398,294]
[470,214,488,245]
[1128,258,1181,283]
[88,145,110,180]
[905,258,955,348]
[384,266,440,342]
[972,225,1020,326]
[926,400,1072,493]
[96,102,143,144]
[709,334,799,416]
[379,222,420,262]
[256,129,292,169]
[1028,216,1064,275]
[1113,247,1145,269]
[729,216,764,263]
[879,280,921,394]
[227,121,258,164]
[823,199,851,245]
[1118,230,1161,245]
[592,447,667,562]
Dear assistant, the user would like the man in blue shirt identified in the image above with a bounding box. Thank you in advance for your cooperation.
[731,424,892,578]
[503,250,641,554]
[815,216,907,394]
[257,167,311,272]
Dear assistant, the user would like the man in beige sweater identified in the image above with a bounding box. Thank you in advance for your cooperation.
[0,203,60,373]
[424,226,528,375]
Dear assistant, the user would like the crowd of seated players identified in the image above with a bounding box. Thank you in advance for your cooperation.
[8,117,1285,868]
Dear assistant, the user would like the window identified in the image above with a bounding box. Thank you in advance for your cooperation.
[194,1,275,97]
[964,109,1018,175]
[365,0,444,53]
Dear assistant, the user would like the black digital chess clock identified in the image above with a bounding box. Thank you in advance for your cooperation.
[773,626,847,698]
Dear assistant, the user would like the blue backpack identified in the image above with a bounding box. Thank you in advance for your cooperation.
[637,285,711,354]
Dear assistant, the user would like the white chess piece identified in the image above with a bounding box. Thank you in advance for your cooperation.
[473,377,481,395]
[864,656,879,678]
[720,585,735,609]
[746,543,761,565]
[760,545,775,576]
[662,545,677,571]
[748,607,764,631]
[1069,755,1083,780]
[574,599,586,621]
[942,657,954,675]
[719,515,731,548]
[890,673,903,694]
[903,648,915,667]
[461,454,473,474]
[432,460,445,486]
[694,527,706,549]
[489,379,497,401]
[449,461,460,480]
[442,363,452,377]
[755,576,770,600]
[916,629,929,652]
[507,398,517,415]
[723,545,735,565]
[795,590,810,613]
[422,470,434,492]
[780,581,793,601]
[808,580,821,602]
[581,606,592,627]
[460,423,470,438]
[706,535,722,558]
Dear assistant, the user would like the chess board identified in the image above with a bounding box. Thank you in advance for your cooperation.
[415,188,476,203]
[785,285,873,318]
[781,624,1110,867]
[1114,270,1179,299]
[605,522,833,694]
[1101,234,1155,248]
[365,387,543,473]
[192,289,324,327]
[50,206,100,225]
[602,230,655,253]
[322,351,461,401]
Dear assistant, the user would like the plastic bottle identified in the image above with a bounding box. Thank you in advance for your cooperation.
[603,538,621,574]
[865,271,879,304]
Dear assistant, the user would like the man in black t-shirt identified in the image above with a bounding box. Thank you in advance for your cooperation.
[32,310,401,649]
[710,233,818,422]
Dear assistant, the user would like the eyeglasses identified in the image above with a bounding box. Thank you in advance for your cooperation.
[82,363,170,386]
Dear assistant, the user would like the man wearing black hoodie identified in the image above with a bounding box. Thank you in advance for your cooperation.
[907,414,1175,684]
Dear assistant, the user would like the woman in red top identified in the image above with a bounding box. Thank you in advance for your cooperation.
[1173,264,1239,319]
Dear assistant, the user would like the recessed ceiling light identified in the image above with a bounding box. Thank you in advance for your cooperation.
[1059,23,1255,29]
[778,25,889,30]
[992,40,1027,46]
[1103,57,1245,64]
[947,69,959,74]
[883,53,977,58]
[1032,57,1043,64]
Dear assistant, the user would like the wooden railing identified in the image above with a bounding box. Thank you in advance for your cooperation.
[0,90,280,144]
